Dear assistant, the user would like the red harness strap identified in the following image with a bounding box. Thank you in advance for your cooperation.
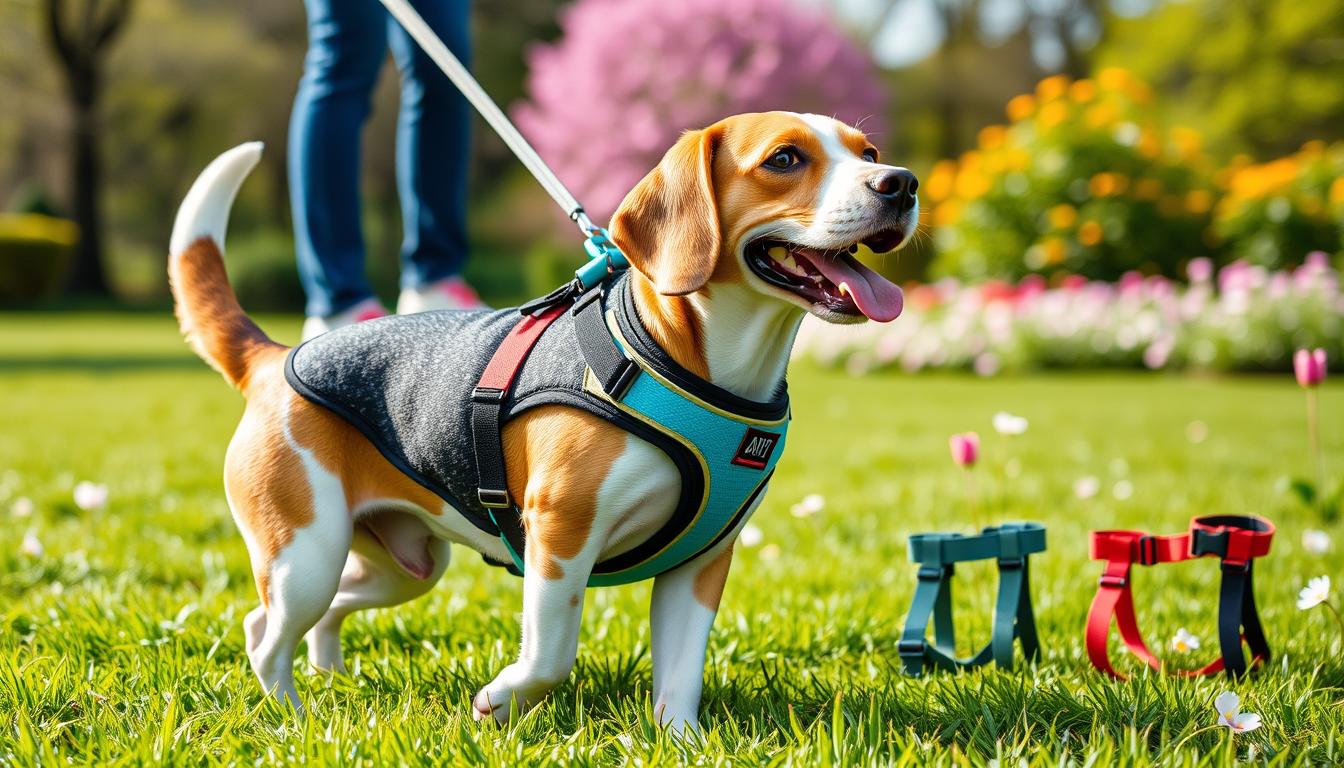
[477,302,570,394]
[470,302,570,513]
[1085,515,1275,679]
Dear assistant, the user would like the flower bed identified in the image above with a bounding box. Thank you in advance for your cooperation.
[795,254,1342,375]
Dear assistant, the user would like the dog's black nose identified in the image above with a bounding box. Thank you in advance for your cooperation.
[868,168,918,212]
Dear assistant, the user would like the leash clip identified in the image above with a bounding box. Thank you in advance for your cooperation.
[575,228,629,292]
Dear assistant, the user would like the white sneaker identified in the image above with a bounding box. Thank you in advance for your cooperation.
[301,297,389,341]
[396,275,487,314]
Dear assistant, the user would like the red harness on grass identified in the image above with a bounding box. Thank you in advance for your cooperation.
[1085,514,1275,679]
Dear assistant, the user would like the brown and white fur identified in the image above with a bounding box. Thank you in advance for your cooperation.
[168,112,917,731]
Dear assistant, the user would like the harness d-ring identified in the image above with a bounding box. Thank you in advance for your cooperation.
[898,522,1046,676]
[1085,514,1274,679]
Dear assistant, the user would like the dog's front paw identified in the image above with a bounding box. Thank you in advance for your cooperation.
[472,663,564,724]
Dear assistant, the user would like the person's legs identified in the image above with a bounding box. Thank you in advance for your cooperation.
[290,0,388,318]
[386,0,472,294]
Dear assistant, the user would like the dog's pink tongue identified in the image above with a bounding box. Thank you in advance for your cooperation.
[810,253,905,322]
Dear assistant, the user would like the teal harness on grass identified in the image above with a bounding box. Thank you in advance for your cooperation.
[897,522,1046,675]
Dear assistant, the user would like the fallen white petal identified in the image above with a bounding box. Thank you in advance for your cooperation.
[1302,529,1331,555]
[1074,476,1100,499]
[739,524,764,548]
[11,496,34,518]
[21,530,44,557]
[992,412,1029,435]
[73,482,109,511]
[790,493,826,518]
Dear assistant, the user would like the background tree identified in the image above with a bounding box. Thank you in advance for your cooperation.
[43,0,134,296]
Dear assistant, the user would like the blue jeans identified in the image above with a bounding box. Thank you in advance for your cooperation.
[289,0,472,317]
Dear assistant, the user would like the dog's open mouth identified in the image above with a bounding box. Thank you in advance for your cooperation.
[746,230,906,322]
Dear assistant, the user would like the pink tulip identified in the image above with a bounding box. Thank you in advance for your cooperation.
[1119,271,1145,297]
[1295,348,1327,388]
[1187,257,1213,283]
[949,432,980,467]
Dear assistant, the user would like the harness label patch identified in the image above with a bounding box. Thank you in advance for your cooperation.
[732,428,780,470]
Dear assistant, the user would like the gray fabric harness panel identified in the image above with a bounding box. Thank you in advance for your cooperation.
[286,302,610,534]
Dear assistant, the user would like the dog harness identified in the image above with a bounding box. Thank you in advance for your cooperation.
[1086,514,1274,679]
[898,522,1046,676]
[286,270,788,587]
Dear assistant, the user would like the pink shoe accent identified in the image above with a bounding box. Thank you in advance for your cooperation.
[433,276,484,309]
[354,305,389,323]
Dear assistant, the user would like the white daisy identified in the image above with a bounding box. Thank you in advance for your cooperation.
[1297,576,1331,610]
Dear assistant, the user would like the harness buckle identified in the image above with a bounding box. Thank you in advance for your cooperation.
[471,386,505,405]
[1136,535,1159,566]
[897,639,926,657]
[606,359,640,400]
[477,488,511,509]
[1098,573,1128,588]
[1190,527,1227,558]
[917,565,946,582]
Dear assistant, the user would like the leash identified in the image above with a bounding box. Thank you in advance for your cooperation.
[1086,514,1274,679]
[898,522,1046,676]
[376,0,628,299]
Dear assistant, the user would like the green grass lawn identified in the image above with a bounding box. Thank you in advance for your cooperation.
[2,312,1342,765]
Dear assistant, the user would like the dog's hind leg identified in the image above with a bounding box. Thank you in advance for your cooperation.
[224,387,352,713]
[249,513,349,712]
[306,514,451,673]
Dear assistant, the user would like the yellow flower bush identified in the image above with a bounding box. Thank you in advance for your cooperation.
[1213,140,1344,268]
[931,69,1220,281]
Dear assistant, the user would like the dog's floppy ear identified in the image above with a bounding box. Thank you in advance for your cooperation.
[609,126,722,296]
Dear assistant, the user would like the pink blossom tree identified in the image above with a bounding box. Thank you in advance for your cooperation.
[512,0,887,224]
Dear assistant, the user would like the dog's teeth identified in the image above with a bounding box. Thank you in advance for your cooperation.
[768,246,807,276]
[839,282,852,298]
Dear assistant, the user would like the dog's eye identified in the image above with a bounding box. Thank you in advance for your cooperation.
[764,148,801,170]
[862,148,879,163]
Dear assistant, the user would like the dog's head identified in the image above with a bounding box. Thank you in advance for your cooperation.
[610,111,915,324]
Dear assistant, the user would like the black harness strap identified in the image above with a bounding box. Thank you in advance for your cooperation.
[573,287,639,399]
[1190,515,1274,677]
[469,302,572,574]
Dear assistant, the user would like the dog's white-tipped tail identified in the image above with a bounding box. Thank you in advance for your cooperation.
[170,141,264,257]
[169,142,284,391]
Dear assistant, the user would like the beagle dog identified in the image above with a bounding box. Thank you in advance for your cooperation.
[168,111,916,731]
